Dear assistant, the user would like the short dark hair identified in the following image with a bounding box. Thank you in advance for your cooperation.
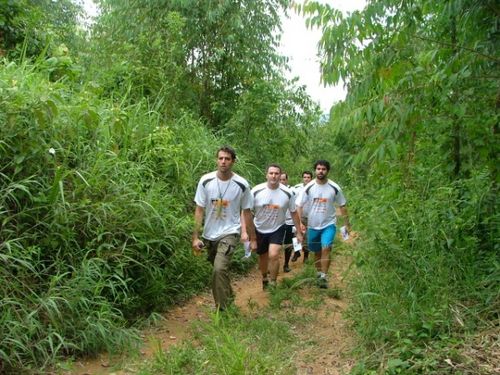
[314,160,330,171]
[280,172,288,179]
[216,146,236,160]
[266,163,282,173]
[302,171,312,178]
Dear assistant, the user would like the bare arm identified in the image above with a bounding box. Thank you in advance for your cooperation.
[242,208,257,251]
[296,206,303,221]
[339,205,351,231]
[240,211,248,242]
[291,210,304,243]
[296,206,306,234]
[192,205,205,252]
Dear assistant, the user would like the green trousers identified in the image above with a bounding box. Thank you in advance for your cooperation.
[206,234,238,309]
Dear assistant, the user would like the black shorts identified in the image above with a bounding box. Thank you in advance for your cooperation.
[256,225,286,255]
[283,224,294,245]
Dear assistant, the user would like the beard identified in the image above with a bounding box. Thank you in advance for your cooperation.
[316,173,326,180]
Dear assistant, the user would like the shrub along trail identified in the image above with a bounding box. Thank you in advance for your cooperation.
[65,235,358,375]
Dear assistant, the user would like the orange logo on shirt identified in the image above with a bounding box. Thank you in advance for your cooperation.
[313,198,328,203]
[264,204,280,209]
[211,199,229,207]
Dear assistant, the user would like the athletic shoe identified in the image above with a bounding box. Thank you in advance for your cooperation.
[283,265,291,273]
[318,277,328,289]
[291,252,300,262]
[262,279,269,290]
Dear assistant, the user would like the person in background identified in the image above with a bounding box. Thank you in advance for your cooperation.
[252,164,302,289]
[192,146,257,310]
[296,161,351,288]
[292,171,313,262]
[279,172,295,273]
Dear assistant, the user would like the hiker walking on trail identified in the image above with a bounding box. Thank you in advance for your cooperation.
[292,171,313,263]
[252,164,302,289]
[296,161,351,289]
[192,146,257,310]
[279,172,296,273]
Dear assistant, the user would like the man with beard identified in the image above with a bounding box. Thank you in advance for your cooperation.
[192,146,257,310]
[252,164,302,289]
[296,160,351,289]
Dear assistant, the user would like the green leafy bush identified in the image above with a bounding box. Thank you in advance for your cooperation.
[0,60,220,372]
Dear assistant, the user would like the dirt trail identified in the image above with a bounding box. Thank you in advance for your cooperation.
[291,253,355,375]
[68,239,357,375]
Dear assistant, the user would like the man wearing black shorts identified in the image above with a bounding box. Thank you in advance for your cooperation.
[292,171,313,262]
[252,164,303,289]
[280,172,296,273]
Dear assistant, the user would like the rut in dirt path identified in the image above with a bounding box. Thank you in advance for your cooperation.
[67,248,356,375]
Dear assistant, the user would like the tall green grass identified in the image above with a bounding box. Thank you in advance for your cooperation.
[347,167,499,373]
[142,309,296,375]
[0,60,230,372]
[140,264,335,375]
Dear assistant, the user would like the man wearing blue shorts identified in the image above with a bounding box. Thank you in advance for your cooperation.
[296,160,351,288]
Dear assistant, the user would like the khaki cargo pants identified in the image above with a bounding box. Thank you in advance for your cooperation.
[206,234,238,309]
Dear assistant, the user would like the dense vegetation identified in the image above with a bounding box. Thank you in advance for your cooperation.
[0,0,497,373]
[0,0,318,372]
[300,0,499,373]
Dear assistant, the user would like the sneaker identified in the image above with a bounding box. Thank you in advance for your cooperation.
[291,252,300,262]
[318,277,328,289]
[262,279,269,290]
[283,265,291,273]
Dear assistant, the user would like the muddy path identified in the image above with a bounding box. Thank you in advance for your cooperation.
[66,239,357,375]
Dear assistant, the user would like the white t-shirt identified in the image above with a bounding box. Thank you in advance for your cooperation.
[194,171,253,241]
[284,185,296,226]
[296,179,346,230]
[293,183,310,219]
[252,183,295,233]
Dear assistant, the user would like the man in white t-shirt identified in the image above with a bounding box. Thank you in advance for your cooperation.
[279,172,295,273]
[192,146,257,310]
[296,160,351,288]
[292,170,313,263]
[252,164,303,289]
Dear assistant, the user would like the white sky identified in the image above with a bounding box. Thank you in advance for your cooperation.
[279,1,367,112]
[81,0,367,112]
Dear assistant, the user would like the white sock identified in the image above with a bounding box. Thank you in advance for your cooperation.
[319,272,326,279]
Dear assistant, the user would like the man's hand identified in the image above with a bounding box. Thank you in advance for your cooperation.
[296,232,304,244]
[300,223,306,234]
[192,238,205,256]
[250,239,258,252]
[240,231,249,243]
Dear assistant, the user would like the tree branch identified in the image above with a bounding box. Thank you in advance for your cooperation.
[414,34,500,63]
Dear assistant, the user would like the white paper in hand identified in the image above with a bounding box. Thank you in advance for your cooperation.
[292,237,302,252]
[340,226,349,241]
[243,241,252,258]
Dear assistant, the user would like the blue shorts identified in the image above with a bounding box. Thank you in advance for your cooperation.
[307,224,336,252]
